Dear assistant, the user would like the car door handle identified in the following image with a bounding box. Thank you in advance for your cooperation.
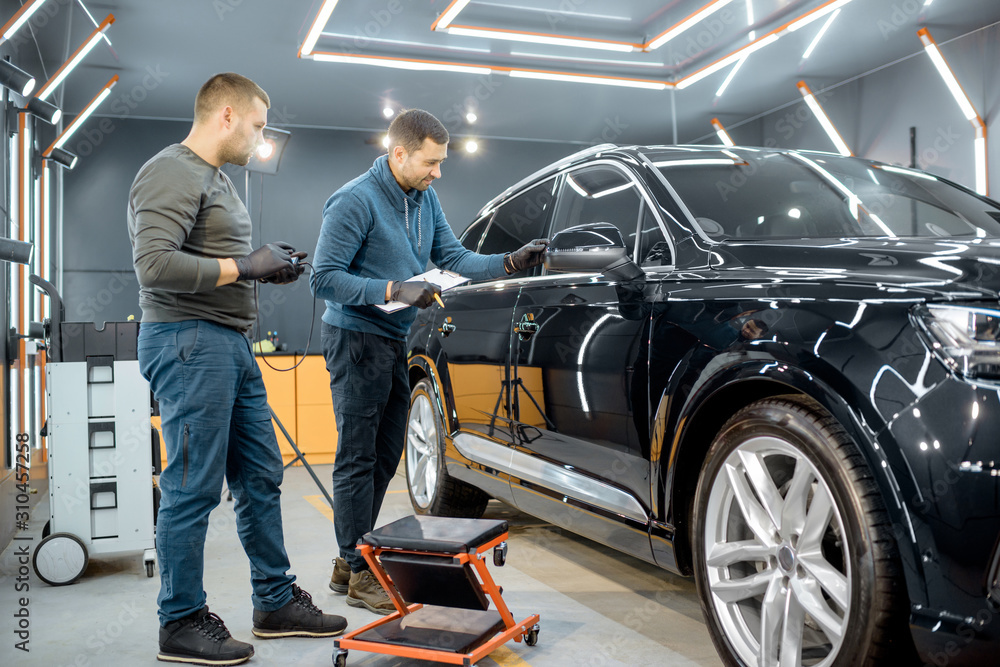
[438,318,456,337]
[514,313,539,341]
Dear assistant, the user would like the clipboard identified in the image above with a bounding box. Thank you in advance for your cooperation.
[376,268,470,313]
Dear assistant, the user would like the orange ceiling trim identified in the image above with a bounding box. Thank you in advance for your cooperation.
[304,0,860,91]
[308,50,671,88]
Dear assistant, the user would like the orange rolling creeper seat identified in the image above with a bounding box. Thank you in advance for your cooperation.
[332,515,540,667]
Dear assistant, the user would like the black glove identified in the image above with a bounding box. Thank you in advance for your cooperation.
[504,238,549,274]
[235,243,296,281]
[259,242,307,284]
[390,280,441,309]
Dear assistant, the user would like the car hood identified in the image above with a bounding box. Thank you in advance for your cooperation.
[711,238,1000,300]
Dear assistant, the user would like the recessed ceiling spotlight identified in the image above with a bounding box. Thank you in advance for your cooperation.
[382,135,390,148]
[466,112,477,124]
[382,107,394,118]
[465,140,478,153]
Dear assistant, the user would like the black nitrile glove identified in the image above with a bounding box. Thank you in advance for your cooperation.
[259,242,307,284]
[504,238,549,274]
[390,280,441,309]
[235,243,295,281]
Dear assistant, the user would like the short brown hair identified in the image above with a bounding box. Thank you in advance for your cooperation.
[194,73,270,121]
[388,109,449,154]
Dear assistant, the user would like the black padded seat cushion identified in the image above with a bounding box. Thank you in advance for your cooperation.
[360,516,508,553]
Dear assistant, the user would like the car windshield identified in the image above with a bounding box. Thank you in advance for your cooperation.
[649,149,1000,241]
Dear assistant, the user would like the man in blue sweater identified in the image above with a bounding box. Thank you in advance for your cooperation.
[311,109,546,614]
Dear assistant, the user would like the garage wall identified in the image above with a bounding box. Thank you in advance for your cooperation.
[56,23,1000,355]
[722,24,999,196]
[60,118,585,352]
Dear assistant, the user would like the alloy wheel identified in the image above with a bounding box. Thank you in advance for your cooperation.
[406,391,439,509]
[703,435,850,667]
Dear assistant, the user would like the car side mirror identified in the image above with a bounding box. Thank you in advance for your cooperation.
[545,222,644,280]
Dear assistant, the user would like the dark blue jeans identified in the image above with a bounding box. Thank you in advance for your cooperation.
[138,320,295,625]
[322,323,408,572]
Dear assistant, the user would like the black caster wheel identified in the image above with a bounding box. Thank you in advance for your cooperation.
[493,541,507,567]
[333,648,348,666]
[145,560,155,577]
[32,533,88,586]
[525,624,540,646]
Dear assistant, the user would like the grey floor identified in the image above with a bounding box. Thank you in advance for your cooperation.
[0,463,723,666]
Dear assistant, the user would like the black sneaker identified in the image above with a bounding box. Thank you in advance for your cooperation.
[157,607,254,666]
[252,584,348,638]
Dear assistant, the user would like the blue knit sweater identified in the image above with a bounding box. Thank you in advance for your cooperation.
[311,155,506,340]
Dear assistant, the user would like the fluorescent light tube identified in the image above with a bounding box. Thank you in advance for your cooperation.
[448,26,635,52]
[509,70,666,90]
[648,0,736,50]
[798,81,851,156]
[802,8,840,59]
[787,0,853,32]
[435,0,472,30]
[676,34,777,89]
[36,15,114,101]
[921,43,977,121]
[49,76,118,152]
[301,0,339,56]
[974,136,987,196]
[711,118,736,146]
[312,53,490,75]
[1,0,48,44]
[715,54,746,97]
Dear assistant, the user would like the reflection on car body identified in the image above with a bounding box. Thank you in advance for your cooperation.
[403,144,1000,666]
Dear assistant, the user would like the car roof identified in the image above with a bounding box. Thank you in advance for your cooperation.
[475,143,850,218]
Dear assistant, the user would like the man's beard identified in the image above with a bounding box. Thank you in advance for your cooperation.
[219,133,253,166]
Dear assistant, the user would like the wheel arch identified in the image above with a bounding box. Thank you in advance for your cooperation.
[661,362,921,596]
[408,354,451,432]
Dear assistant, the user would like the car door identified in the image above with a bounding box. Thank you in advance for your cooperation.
[427,181,555,502]
[508,163,671,561]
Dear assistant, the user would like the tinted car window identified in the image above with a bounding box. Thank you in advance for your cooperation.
[655,152,1000,240]
[478,181,555,264]
[459,214,492,252]
[637,205,671,267]
[551,166,643,251]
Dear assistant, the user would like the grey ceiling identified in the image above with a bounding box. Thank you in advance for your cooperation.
[10,0,1000,147]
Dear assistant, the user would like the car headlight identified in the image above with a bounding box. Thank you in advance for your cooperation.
[914,304,1000,381]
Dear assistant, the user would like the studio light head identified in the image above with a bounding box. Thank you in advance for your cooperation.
[46,147,78,169]
[0,237,34,265]
[26,96,62,124]
[0,59,36,97]
[247,127,291,174]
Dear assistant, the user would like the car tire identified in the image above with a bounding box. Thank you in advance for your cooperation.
[405,378,490,518]
[692,395,911,667]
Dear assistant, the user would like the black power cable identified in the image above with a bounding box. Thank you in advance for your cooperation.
[253,260,317,373]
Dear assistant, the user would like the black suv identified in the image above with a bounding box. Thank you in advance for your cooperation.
[404,144,1000,666]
